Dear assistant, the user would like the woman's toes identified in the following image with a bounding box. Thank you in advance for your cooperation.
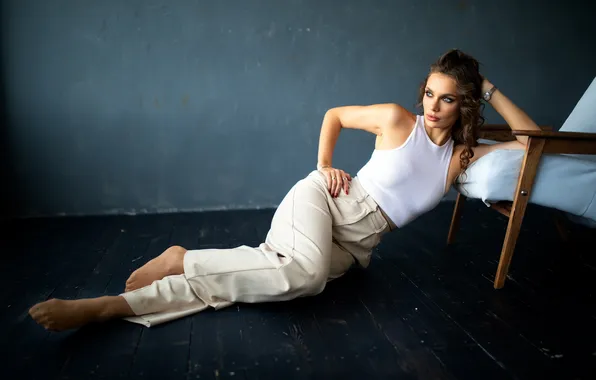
[125,281,137,292]
[29,304,44,320]
[125,273,138,290]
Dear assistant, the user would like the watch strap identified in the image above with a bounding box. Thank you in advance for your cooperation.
[484,86,497,101]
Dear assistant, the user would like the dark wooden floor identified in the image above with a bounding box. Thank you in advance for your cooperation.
[1,200,595,379]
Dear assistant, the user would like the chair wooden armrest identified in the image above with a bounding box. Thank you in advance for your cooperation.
[479,125,553,142]
[481,124,554,131]
[512,130,596,139]
[511,130,596,154]
[447,128,596,289]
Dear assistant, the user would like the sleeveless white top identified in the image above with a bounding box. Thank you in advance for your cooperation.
[356,115,454,228]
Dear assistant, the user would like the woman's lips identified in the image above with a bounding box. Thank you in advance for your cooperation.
[427,114,440,122]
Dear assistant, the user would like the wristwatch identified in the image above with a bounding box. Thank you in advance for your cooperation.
[483,85,497,102]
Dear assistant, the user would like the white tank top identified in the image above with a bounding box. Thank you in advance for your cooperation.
[356,114,454,228]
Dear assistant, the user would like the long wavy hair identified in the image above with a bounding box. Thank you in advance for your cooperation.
[416,49,485,177]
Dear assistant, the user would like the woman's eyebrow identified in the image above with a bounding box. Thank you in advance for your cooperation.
[426,87,456,97]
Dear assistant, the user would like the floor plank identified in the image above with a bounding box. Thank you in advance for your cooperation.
[2,201,595,380]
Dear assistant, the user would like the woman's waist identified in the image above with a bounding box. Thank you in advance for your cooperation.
[351,176,397,231]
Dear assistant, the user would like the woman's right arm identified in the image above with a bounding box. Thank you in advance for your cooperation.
[317,103,406,197]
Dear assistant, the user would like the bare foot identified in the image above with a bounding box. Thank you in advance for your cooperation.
[124,245,186,292]
[29,296,134,331]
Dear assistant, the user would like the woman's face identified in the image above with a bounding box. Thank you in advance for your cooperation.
[422,72,460,130]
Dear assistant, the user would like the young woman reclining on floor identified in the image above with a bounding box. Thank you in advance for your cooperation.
[29,49,540,331]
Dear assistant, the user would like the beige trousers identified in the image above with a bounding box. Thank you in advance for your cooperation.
[121,170,393,327]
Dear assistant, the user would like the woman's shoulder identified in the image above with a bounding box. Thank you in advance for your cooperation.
[376,103,417,132]
[357,102,415,124]
[328,103,415,136]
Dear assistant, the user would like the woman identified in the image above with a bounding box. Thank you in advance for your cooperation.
[29,49,540,331]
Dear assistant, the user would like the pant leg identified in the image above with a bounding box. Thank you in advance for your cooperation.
[121,274,210,327]
[183,170,337,303]
[121,170,347,326]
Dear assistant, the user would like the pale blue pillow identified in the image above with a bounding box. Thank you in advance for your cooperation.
[560,76,596,133]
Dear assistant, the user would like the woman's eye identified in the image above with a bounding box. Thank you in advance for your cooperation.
[443,97,454,103]
[425,91,432,97]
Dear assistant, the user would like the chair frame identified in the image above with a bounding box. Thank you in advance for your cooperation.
[447,124,596,289]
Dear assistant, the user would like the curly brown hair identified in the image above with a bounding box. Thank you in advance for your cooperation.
[416,49,486,176]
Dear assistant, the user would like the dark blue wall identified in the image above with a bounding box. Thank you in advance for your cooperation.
[2,0,595,217]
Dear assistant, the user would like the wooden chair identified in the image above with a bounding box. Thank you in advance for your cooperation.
[447,124,596,289]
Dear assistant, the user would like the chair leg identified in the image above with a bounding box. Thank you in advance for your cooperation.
[447,193,466,245]
[494,137,545,289]
[552,210,571,242]
[495,200,529,289]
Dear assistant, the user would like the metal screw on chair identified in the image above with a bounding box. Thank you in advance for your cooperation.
[520,190,528,196]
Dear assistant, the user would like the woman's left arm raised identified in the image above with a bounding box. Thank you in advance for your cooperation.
[469,78,543,162]
[482,78,542,146]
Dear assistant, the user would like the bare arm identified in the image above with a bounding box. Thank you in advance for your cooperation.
[317,103,406,197]
[469,79,543,162]
[482,79,541,146]
[317,103,404,168]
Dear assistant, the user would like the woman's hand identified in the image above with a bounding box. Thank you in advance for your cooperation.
[319,166,352,197]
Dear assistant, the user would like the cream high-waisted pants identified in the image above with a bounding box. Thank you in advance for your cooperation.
[121,170,394,327]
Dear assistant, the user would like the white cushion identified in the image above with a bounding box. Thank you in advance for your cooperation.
[455,149,596,226]
[560,76,596,162]
[456,77,596,227]
[560,76,596,133]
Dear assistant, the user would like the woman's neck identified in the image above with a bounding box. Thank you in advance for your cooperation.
[424,126,452,147]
